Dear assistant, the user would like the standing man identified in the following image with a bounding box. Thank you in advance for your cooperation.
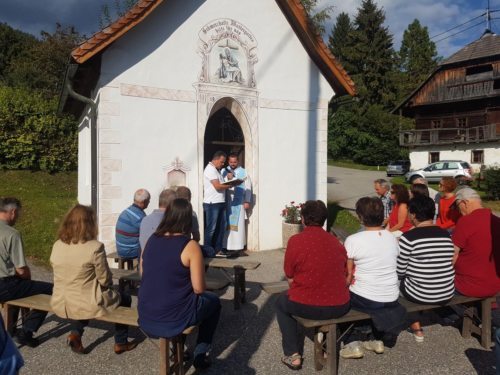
[139,189,176,252]
[116,189,150,259]
[452,187,500,297]
[222,153,252,253]
[203,151,231,255]
[0,197,53,347]
[374,179,393,225]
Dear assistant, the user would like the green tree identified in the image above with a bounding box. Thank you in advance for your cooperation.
[398,19,437,100]
[300,0,334,35]
[0,23,37,83]
[99,0,137,29]
[328,13,354,71]
[344,0,397,108]
[0,86,77,172]
[5,24,81,97]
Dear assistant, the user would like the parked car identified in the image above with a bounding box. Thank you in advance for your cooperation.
[405,160,473,183]
[386,160,411,177]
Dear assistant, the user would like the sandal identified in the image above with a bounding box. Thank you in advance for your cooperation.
[281,353,302,370]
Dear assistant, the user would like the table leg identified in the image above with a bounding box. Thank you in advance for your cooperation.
[233,266,246,310]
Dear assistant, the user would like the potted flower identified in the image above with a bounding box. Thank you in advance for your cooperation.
[281,201,304,249]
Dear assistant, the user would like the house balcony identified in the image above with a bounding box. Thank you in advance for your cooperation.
[399,124,500,147]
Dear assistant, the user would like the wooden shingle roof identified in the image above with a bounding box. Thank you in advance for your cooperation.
[441,30,500,66]
[69,0,355,96]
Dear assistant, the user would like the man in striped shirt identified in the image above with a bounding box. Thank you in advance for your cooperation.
[115,189,150,259]
[374,179,393,225]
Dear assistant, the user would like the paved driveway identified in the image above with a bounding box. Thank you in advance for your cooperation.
[327,165,386,210]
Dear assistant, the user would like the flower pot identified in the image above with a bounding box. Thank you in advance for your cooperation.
[282,222,304,249]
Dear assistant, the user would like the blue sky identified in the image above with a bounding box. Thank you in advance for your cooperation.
[0,0,498,59]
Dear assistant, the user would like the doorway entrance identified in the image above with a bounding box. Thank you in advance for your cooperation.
[204,108,245,166]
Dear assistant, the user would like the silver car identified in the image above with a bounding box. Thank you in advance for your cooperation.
[405,160,473,183]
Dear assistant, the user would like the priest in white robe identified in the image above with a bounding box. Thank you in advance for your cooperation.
[222,154,252,252]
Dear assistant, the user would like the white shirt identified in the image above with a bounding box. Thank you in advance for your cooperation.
[345,230,399,302]
[203,162,225,204]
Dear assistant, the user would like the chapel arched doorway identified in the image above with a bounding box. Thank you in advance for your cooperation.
[204,107,245,166]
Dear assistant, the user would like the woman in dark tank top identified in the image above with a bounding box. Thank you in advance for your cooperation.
[138,198,221,370]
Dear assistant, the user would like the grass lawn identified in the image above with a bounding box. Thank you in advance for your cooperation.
[0,170,77,265]
[328,159,383,171]
[327,202,360,234]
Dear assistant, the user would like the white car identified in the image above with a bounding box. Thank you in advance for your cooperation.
[405,161,473,183]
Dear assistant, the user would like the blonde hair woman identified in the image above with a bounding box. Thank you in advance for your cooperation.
[50,204,137,354]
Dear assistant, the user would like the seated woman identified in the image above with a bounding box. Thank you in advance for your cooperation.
[397,196,455,342]
[138,198,221,370]
[387,184,412,237]
[344,197,403,356]
[276,200,350,370]
[436,177,461,232]
[50,204,137,354]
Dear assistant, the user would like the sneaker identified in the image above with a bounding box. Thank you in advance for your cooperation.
[193,353,211,370]
[362,340,384,354]
[339,341,364,359]
[14,329,39,348]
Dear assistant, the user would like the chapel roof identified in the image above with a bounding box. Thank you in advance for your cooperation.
[69,0,355,96]
[440,30,500,66]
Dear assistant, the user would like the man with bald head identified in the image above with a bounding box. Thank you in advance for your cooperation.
[116,189,150,259]
[452,187,500,297]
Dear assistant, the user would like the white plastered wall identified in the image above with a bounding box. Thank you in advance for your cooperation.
[83,0,334,251]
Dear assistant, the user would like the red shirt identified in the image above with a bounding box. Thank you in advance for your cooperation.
[284,226,350,306]
[453,208,500,297]
[388,203,412,233]
[437,195,461,229]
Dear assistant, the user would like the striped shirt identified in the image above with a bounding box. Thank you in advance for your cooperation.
[397,226,455,303]
[380,191,393,220]
[115,204,146,258]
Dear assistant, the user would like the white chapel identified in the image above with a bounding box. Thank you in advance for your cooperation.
[60,0,355,252]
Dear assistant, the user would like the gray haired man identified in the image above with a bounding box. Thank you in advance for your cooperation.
[374,179,393,225]
[0,197,53,347]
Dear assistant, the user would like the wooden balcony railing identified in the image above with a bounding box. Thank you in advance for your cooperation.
[399,124,500,147]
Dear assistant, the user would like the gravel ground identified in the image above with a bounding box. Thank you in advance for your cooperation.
[19,251,498,375]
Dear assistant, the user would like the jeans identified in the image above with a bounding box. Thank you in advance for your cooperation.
[276,293,350,356]
[0,276,53,334]
[203,203,226,251]
[69,292,131,344]
[187,292,221,357]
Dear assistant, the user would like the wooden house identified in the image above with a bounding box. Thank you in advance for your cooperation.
[395,30,500,172]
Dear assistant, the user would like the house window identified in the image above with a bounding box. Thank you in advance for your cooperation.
[465,64,493,81]
[431,120,442,129]
[471,150,484,164]
[429,152,440,163]
[457,118,467,128]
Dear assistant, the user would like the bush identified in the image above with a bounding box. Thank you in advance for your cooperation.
[484,166,500,200]
[0,85,77,172]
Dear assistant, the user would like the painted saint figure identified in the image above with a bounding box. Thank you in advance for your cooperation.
[216,47,243,83]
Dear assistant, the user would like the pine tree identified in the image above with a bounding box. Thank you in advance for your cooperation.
[299,0,333,35]
[344,0,396,107]
[398,19,437,99]
[328,13,354,71]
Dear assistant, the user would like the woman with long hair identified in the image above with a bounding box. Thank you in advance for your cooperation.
[387,184,412,237]
[138,198,221,370]
[50,204,137,354]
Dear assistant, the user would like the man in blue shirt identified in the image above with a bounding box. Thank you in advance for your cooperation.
[115,189,150,259]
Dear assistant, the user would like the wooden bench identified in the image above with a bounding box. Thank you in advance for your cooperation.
[2,294,196,375]
[261,282,495,375]
[110,269,230,293]
[204,257,261,310]
[107,251,136,270]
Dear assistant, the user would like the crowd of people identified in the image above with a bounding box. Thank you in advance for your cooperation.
[0,158,499,372]
[277,178,499,369]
